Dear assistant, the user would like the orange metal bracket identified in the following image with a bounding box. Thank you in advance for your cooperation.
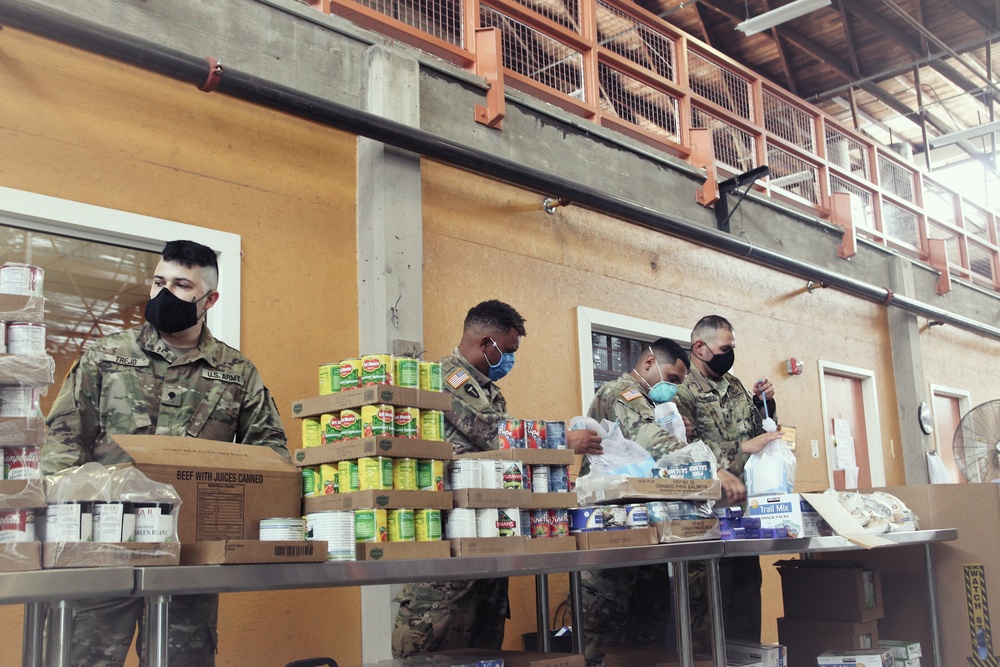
[690,128,718,207]
[305,0,332,12]
[829,192,857,259]
[927,238,953,295]
[474,28,505,129]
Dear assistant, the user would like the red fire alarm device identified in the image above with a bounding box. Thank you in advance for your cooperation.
[786,358,804,375]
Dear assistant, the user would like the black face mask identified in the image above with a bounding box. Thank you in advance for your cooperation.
[144,288,206,334]
[704,347,735,377]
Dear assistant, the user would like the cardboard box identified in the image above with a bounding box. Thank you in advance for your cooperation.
[776,560,884,623]
[878,640,921,660]
[441,650,584,667]
[452,488,533,508]
[0,542,42,572]
[578,477,721,504]
[648,517,720,543]
[42,541,181,568]
[0,415,45,446]
[293,437,454,466]
[777,617,878,667]
[525,492,577,509]
[180,540,328,565]
[357,540,451,561]
[304,490,453,512]
[291,384,452,417]
[600,648,714,667]
[0,479,46,509]
[0,294,44,323]
[746,493,826,538]
[524,535,577,554]
[816,649,892,667]
[450,535,527,557]
[113,435,302,543]
[574,527,657,550]
[726,640,786,667]
[0,353,55,386]
[458,448,576,466]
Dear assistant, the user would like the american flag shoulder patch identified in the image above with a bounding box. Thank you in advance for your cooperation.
[447,369,470,389]
[621,389,642,401]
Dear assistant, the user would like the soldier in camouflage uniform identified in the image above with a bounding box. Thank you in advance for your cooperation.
[392,300,601,658]
[41,240,288,667]
[580,338,690,667]
[674,315,781,656]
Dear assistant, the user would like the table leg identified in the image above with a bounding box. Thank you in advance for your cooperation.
[45,600,72,667]
[21,602,45,667]
[707,559,725,667]
[674,561,693,667]
[535,574,551,652]
[144,595,171,667]
[569,570,584,656]
[925,543,943,667]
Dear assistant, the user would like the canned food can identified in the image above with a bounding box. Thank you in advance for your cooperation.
[6,322,46,356]
[392,458,418,491]
[306,510,356,560]
[0,323,5,353]
[355,508,388,543]
[0,509,36,543]
[569,507,603,533]
[549,509,570,537]
[320,463,339,494]
[479,460,504,489]
[338,460,360,492]
[414,509,442,541]
[417,459,444,491]
[549,465,570,493]
[318,363,340,395]
[625,504,649,528]
[394,357,419,388]
[338,359,362,391]
[520,510,532,536]
[358,457,393,491]
[501,461,524,490]
[301,418,322,449]
[393,406,420,439]
[420,410,445,442]
[339,409,362,441]
[529,509,551,538]
[302,467,320,496]
[133,503,175,543]
[601,505,627,531]
[387,509,415,542]
[259,517,306,541]
[361,404,394,437]
[498,419,525,449]
[322,413,342,445]
[0,386,38,418]
[525,421,546,449]
[42,503,82,543]
[361,354,393,386]
[418,361,442,392]
[544,421,567,449]
[0,263,44,296]
[93,501,135,543]
[3,446,40,480]
[447,460,482,490]
[530,465,550,493]
[477,508,520,538]
[444,508,477,539]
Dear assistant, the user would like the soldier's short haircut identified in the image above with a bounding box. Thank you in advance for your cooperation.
[464,300,527,337]
[691,315,734,344]
[162,240,219,291]
[648,338,690,370]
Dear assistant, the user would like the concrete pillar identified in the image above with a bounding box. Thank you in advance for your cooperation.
[356,45,423,662]
[887,257,932,484]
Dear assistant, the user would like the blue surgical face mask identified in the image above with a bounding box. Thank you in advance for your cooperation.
[486,338,516,381]
[638,346,679,404]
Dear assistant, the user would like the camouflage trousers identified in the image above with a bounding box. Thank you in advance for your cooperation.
[580,564,672,667]
[689,556,762,655]
[62,593,218,667]
[392,578,510,658]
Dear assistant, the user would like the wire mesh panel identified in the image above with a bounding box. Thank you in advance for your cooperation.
[599,63,680,142]
[883,202,920,248]
[355,0,464,45]
[687,51,753,122]
[877,155,915,203]
[964,205,993,244]
[762,91,814,154]
[923,181,957,225]
[512,0,581,32]
[691,107,756,172]
[824,127,869,180]
[968,242,997,283]
[830,175,876,229]
[596,1,674,80]
[481,6,585,99]
[766,145,818,204]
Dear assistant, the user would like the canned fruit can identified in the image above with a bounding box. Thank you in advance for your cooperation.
[361,404,394,437]
[525,421,546,449]
[448,460,482,490]
[0,386,38,418]
[133,503,175,543]
[3,446,40,480]
[625,504,649,528]
[93,501,135,543]
[477,508,520,538]
[318,363,340,395]
[0,509,36,543]
[417,460,445,491]
[420,410,445,442]
[6,322,46,356]
[393,407,420,439]
[0,263,44,296]
[358,457,393,491]
[550,465,570,492]
[501,461,524,490]
[530,465,550,493]
[549,509,570,537]
[302,467,320,496]
[42,503,82,543]
[387,509,415,542]
[355,508,388,543]
[498,419,525,449]
[444,508,477,539]
[392,458,418,491]
[320,464,339,494]
[338,460,360,492]
[361,354,393,386]
[418,362,442,392]
[340,409,362,441]
[529,509,551,538]
[601,506,627,530]
[394,358,419,388]
[338,359,362,391]
[322,413,342,445]
[301,418,322,449]
[544,421,567,449]
[414,509,442,541]
[569,507,603,533]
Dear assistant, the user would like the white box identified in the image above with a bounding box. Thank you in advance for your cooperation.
[726,640,786,667]
[746,493,824,538]
[727,657,763,667]
[879,640,921,660]
[816,648,893,667]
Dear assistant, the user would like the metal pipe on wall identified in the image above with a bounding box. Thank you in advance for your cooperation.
[1,0,999,340]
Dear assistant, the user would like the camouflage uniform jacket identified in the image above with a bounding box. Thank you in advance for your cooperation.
[42,322,288,474]
[674,364,766,478]
[587,372,685,462]
[440,348,510,454]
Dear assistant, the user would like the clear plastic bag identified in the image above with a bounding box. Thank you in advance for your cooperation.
[744,440,796,496]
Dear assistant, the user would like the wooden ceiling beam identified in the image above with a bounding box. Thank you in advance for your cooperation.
[693,1,716,49]
[833,0,862,78]
[763,0,799,94]
[946,0,997,31]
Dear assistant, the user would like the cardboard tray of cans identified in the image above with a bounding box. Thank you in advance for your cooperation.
[575,527,658,550]
[42,542,181,568]
[291,384,452,418]
[357,540,453,561]
[293,437,454,466]
[450,535,577,557]
[181,540,329,565]
[0,542,42,572]
[0,416,45,447]
[0,479,46,509]
[0,294,45,323]
[0,353,56,386]
[304,490,453,512]
[588,477,723,503]
[524,492,577,510]
[457,449,576,466]
[452,488,533,509]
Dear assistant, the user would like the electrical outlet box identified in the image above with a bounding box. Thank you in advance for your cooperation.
[811,440,820,458]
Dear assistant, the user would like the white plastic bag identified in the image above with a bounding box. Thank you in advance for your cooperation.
[926,451,952,484]
[744,440,796,496]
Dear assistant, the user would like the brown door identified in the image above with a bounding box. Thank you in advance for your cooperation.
[823,372,872,489]
[932,392,967,484]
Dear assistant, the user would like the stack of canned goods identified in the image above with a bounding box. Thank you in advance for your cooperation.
[38,500,176,543]
[497,419,567,449]
[354,508,442,543]
[301,405,446,447]
[567,504,650,534]
[317,354,442,395]
[1,263,48,421]
[302,457,445,496]
[445,459,571,494]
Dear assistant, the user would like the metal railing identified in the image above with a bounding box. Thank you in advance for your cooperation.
[307,0,1000,292]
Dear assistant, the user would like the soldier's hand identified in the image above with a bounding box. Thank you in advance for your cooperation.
[740,431,783,455]
[567,429,603,456]
[752,376,775,400]
[718,469,746,503]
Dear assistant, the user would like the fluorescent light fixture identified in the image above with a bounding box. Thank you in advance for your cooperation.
[928,120,1000,148]
[735,0,831,36]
